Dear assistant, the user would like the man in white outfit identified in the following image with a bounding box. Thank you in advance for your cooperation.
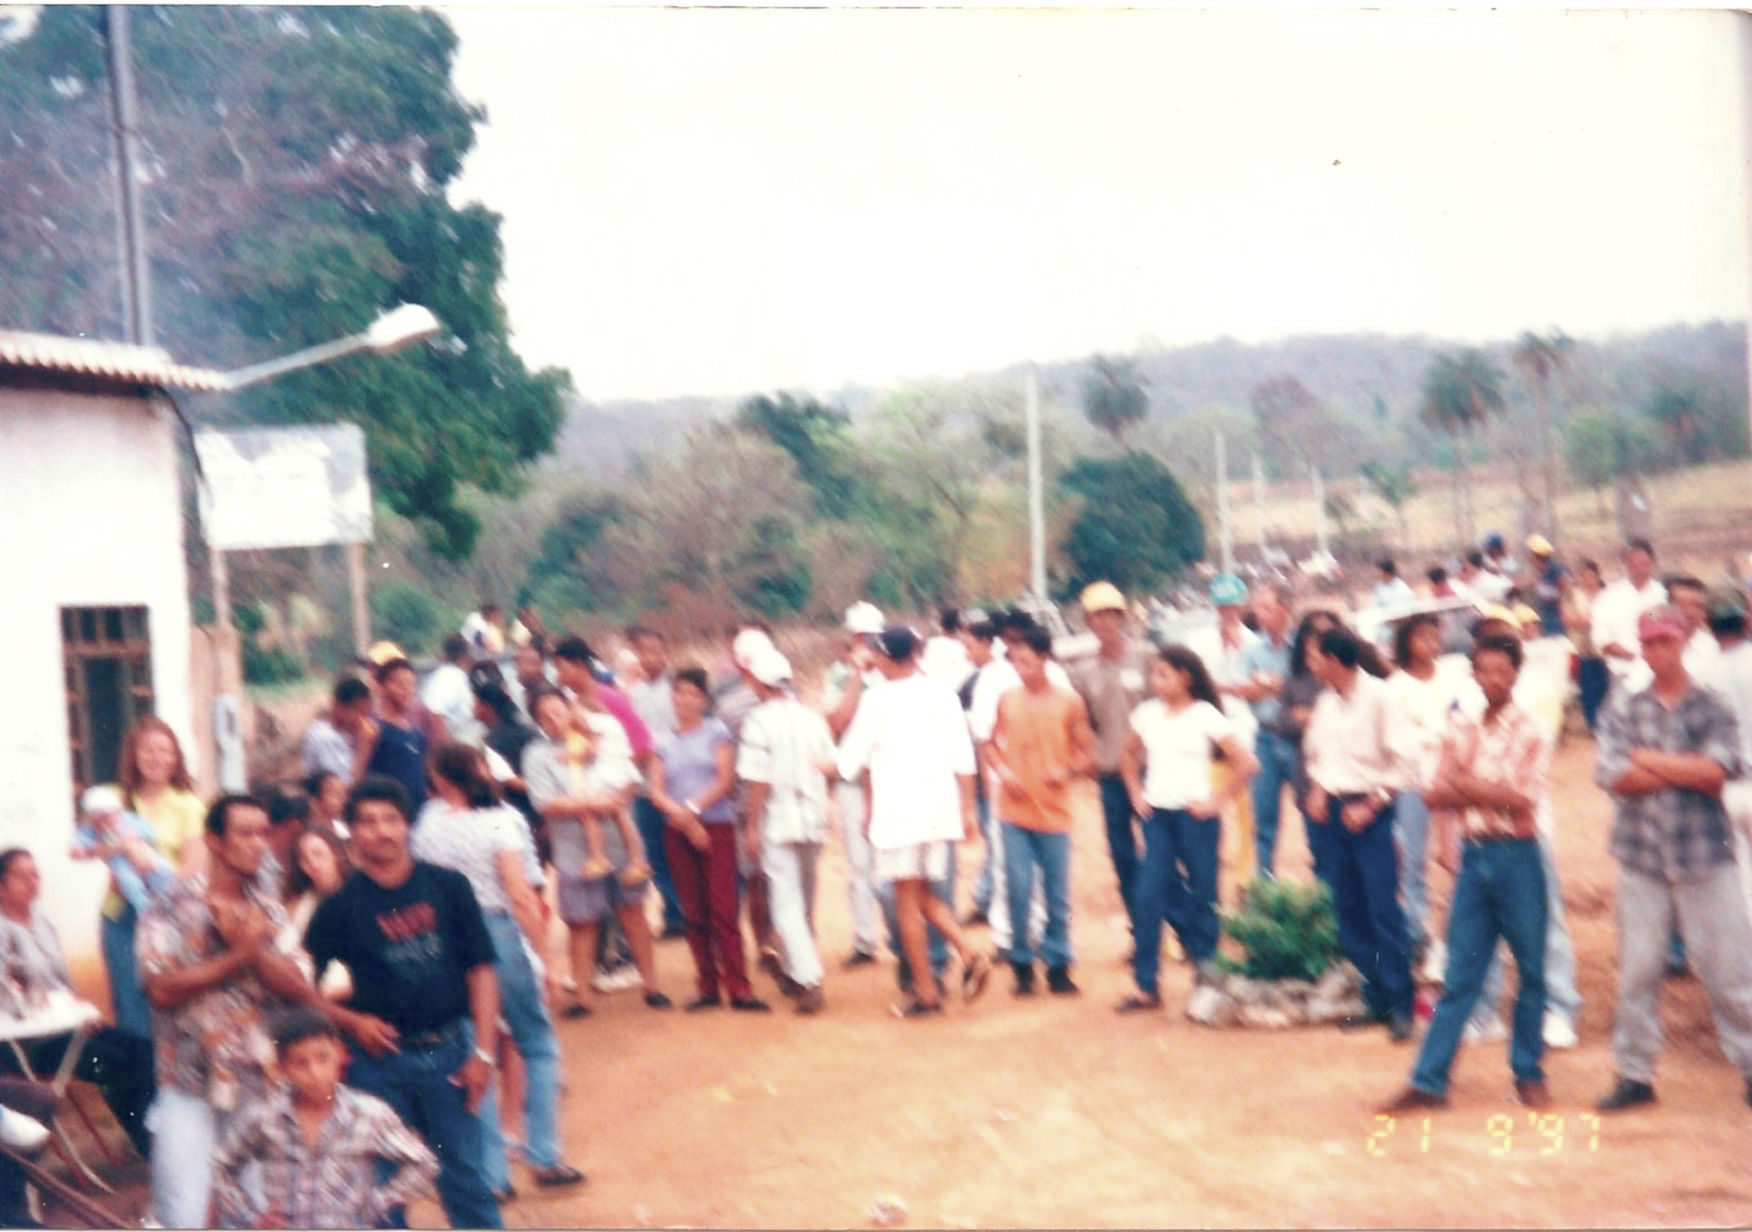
[823,602,887,967]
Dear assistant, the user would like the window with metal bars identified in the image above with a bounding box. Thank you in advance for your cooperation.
[61,606,155,793]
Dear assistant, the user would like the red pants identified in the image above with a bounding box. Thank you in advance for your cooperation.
[664,824,752,1000]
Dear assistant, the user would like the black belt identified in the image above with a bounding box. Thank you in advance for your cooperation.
[400,1020,466,1051]
[1465,831,1534,846]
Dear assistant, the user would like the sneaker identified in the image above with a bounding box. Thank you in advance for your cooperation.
[1337,1009,1388,1031]
[0,1105,49,1154]
[591,965,642,994]
[730,996,772,1013]
[684,995,723,1012]
[1010,961,1036,996]
[1463,1014,1508,1045]
[1046,966,1079,996]
[1542,1010,1579,1050]
[531,1164,587,1188]
[1596,1076,1656,1112]
[643,991,674,1009]
[1516,1080,1553,1110]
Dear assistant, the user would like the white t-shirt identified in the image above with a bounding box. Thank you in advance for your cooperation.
[738,695,834,845]
[837,672,976,849]
[1590,576,1668,687]
[421,663,480,744]
[1128,698,1235,810]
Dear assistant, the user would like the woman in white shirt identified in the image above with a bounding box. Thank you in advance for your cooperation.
[1386,612,1458,967]
[1116,645,1257,1013]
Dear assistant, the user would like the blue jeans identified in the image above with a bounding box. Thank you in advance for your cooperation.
[1251,730,1297,879]
[1473,832,1582,1027]
[1317,798,1413,1018]
[1394,790,1432,952]
[1412,838,1548,1093]
[1098,773,1142,932]
[634,795,684,931]
[1133,809,1220,996]
[1001,823,1073,969]
[972,777,996,914]
[881,854,955,988]
[101,906,153,1041]
[479,912,564,1190]
[347,1023,503,1229]
[1578,657,1609,733]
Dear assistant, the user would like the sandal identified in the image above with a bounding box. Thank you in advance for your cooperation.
[531,1163,588,1188]
[891,998,946,1019]
[1115,992,1163,1014]
[644,991,674,1009]
[618,859,652,887]
[961,953,993,1002]
[580,855,615,880]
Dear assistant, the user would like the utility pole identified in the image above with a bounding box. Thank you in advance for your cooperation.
[1312,462,1330,558]
[1215,430,1234,575]
[1252,451,1268,557]
[105,6,152,345]
[1026,365,1045,601]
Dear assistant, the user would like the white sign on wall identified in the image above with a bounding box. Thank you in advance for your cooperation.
[195,424,372,549]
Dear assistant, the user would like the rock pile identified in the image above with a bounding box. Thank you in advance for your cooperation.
[1184,962,1368,1028]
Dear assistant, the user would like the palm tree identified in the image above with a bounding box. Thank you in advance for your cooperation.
[1420,348,1508,547]
[1512,329,1574,537]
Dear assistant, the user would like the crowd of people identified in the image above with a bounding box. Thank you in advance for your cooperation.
[4,528,1752,1228]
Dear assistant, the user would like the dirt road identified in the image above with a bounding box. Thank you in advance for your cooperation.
[444,737,1750,1229]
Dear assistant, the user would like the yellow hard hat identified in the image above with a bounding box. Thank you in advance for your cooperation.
[366,640,407,666]
[1080,580,1127,615]
[1526,533,1554,556]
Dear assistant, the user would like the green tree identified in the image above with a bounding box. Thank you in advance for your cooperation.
[1080,354,1150,444]
[1359,459,1417,547]
[1639,379,1747,467]
[0,7,567,558]
[1057,452,1204,595]
[1419,348,1507,546]
[1564,411,1659,515]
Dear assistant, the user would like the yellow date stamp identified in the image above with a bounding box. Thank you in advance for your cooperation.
[1368,1112,1601,1156]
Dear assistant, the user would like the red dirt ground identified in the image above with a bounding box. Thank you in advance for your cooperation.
[473,736,1752,1231]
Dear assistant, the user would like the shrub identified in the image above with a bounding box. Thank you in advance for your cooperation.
[370,579,453,656]
[1218,878,1341,982]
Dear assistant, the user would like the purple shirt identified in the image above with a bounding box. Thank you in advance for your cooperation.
[656,717,736,824]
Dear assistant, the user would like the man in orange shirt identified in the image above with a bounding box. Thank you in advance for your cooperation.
[987,624,1097,995]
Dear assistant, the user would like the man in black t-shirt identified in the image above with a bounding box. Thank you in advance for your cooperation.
[305,775,504,1228]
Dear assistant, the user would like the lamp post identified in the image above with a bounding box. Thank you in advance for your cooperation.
[220,304,440,391]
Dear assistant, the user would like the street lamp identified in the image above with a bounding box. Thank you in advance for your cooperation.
[220,303,440,391]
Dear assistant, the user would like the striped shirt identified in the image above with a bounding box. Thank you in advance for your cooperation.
[1430,701,1550,840]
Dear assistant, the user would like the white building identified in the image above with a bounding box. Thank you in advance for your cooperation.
[0,331,228,970]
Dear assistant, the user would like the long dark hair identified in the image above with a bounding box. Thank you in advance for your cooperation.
[1392,612,1441,671]
[1156,644,1221,709]
[429,741,502,809]
[284,827,352,903]
[1289,609,1341,679]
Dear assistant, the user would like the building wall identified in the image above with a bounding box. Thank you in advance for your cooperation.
[0,386,195,967]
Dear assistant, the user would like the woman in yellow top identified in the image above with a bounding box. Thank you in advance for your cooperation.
[103,717,204,1039]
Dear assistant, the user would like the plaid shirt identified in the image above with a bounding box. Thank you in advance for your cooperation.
[1594,680,1743,881]
[1429,701,1550,840]
[135,874,309,1112]
[211,1084,437,1228]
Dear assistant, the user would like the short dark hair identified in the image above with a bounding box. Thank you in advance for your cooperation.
[333,677,371,708]
[345,775,411,826]
[1625,537,1656,559]
[1664,574,1706,598]
[268,1007,340,1055]
[473,678,518,723]
[524,685,569,721]
[1709,605,1747,638]
[374,657,414,686]
[552,636,594,665]
[267,789,310,828]
[302,770,343,801]
[1317,625,1363,670]
[1392,612,1441,670]
[442,633,471,662]
[625,624,662,645]
[1465,549,1485,569]
[1426,565,1448,585]
[940,608,963,635]
[1377,558,1397,576]
[964,617,998,642]
[0,848,30,882]
[1012,622,1054,658]
[481,603,502,618]
[1471,632,1524,671]
[206,793,267,838]
[673,665,710,696]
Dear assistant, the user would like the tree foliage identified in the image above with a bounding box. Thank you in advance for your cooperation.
[0,6,568,558]
[1057,451,1204,595]
[1563,410,1659,504]
[1080,354,1150,443]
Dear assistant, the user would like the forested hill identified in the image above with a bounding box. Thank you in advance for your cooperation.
[552,320,1747,474]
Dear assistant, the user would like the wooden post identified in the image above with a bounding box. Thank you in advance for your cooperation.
[346,540,370,656]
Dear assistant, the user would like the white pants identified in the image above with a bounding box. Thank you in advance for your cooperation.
[763,839,824,989]
[149,1086,237,1228]
[1725,782,1752,924]
[1612,863,1752,1084]
[835,781,883,954]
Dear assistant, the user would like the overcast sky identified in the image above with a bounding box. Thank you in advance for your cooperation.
[443,6,1750,402]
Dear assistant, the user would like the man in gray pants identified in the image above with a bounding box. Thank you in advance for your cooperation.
[1593,604,1752,1112]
